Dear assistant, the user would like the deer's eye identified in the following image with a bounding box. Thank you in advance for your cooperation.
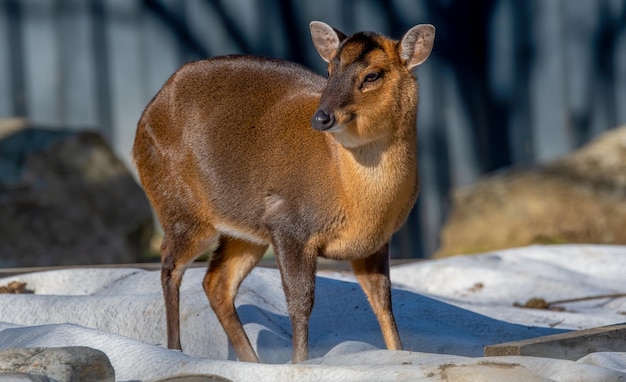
[364,72,380,82]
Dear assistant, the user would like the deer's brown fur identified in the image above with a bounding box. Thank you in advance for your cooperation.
[133,21,435,363]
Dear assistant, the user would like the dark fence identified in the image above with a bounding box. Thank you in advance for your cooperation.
[1,0,625,258]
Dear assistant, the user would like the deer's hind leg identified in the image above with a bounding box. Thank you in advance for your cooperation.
[203,236,268,363]
[161,224,218,351]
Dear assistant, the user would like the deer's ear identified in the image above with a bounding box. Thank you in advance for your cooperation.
[310,21,347,63]
[399,24,435,70]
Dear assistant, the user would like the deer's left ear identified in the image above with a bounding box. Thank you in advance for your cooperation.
[399,24,435,70]
[310,21,347,63]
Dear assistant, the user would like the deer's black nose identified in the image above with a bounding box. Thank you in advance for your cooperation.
[311,110,336,131]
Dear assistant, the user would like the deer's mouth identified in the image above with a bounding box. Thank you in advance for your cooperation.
[311,110,354,132]
[330,111,355,131]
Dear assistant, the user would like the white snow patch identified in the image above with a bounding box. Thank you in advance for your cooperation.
[1,244,625,381]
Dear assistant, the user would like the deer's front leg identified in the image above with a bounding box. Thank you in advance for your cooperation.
[272,235,317,363]
[351,243,402,350]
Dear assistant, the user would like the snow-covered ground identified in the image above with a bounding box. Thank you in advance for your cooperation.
[1,244,625,381]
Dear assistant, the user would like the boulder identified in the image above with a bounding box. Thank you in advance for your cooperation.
[0,123,153,266]
[0,373,52,382]
[436,126,626,257]
[154,374,233,382]
[0,347,114,381]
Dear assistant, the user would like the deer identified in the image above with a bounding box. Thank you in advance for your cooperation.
[132,21,435,364]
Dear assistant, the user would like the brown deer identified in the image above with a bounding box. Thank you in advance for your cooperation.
[133,21,435,363]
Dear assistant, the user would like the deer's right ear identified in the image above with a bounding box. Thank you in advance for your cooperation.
[310,21,346,63]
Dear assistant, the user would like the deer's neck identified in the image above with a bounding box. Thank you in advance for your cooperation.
[325,121,418,258]
[344,129,417,214]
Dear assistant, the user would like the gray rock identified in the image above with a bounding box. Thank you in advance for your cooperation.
[0,347,114,382]
[0,372,52,382]
[0,126,154,266]
[152,374,233,382]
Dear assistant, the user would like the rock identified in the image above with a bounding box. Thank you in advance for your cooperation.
[436,126,626,257]
[153,374,233,382]
[0,118,27,140]
[0,125,154,266]
[0,373,52,382]
[0,347,114,381]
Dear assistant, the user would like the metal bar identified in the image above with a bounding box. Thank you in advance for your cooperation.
[5,0,27,117]
[89,0,113,142]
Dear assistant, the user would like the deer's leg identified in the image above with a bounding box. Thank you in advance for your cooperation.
[351,243,402,350]
[272,235,317,363]
[203,236,268,363]
[161,226,217,350]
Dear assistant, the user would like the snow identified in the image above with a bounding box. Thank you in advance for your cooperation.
[0,244,625,381]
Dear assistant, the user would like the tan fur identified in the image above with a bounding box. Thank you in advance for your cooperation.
[133,21,434,363]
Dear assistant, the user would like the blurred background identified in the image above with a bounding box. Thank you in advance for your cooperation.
[0,0,625,264]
